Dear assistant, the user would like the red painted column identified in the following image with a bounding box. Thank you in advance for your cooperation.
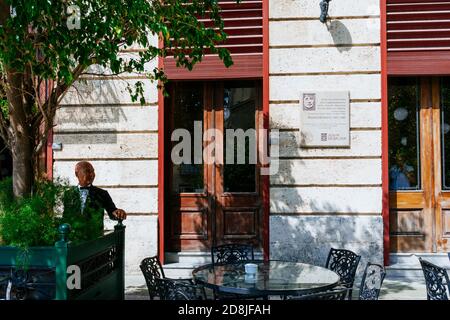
[158,37,166,264]
[381,0,390,266]
[46,128,53,180]
[262,0,270,261]
[45,80,53,181]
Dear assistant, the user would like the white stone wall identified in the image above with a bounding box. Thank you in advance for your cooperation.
[54,50,159,276]
[269,0,383,271]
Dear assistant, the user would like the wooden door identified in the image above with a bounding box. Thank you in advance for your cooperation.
[434,77,450,252]
[389,77,450,252]
[213,81,263,247]
[166,82,212,251]
[166,81,263,251]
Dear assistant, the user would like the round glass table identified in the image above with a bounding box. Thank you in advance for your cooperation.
[192,260,340,296]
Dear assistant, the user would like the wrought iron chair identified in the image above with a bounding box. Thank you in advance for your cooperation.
[139,256,166,300]
[210,244,267,300]
[211,244,254,265]
[139,256,199,300]
[155,278,206,300]
[0,269,55,300]
[358,262,386,300]
[325,248,361,300]
[419,258,450,300]
[287,288,348,300]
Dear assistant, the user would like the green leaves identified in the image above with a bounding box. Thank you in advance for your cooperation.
[0,178,105,247]
[0,0,233,99]
[0,0,235,198]
[0,178,61,247]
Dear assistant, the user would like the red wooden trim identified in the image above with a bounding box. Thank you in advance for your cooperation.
[388,51,450,75]
[45,80,53,181]
[387,0,450,53]
[262,0,270,262]
[158,36,166,265]
[381,0,390,266]
[163,54,262,80]
[46,129,53,180]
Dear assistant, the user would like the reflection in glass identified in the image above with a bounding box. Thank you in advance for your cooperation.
[171,83,204,193]
[388,78,420,190]
[441,78,450,189]
[223,84,256,193]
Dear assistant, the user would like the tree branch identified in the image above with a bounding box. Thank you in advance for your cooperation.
[33,63,86,154]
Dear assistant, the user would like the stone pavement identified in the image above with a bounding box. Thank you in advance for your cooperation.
[125,275,150,300]
[372,276,427,300]
[124,274,428,300]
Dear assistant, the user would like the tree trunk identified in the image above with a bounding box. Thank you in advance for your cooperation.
[11,134,33,198]
[5,68,34,198]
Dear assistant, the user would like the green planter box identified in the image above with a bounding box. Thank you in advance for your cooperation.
[0,222,125,300]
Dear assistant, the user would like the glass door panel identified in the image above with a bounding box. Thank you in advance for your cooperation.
[388,77,421,191]
[171,83,205,194]
[223,84,257,193]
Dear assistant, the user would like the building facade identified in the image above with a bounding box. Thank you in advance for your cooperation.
[38,0,450,277]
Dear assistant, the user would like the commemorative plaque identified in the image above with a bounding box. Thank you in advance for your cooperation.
[299,91,350,147]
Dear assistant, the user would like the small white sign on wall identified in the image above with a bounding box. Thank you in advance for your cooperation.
[299,91,350,148]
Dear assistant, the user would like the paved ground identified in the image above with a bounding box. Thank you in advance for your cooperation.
[124,274,428,300]
[378,277,427,300]
[125,275,150,300]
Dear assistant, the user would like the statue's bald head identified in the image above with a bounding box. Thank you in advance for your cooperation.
[75,161,95,187]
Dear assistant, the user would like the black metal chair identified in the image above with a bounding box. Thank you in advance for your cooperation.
[287,288,348,300]
[211,244,254,265]
[0,269,55,300]
[139,256,166,300]
[325,248,361,300]
[210,244,267,300]
[419,258,450,300]
[358,262,386,300]
[155,278,206,300]
[139,256,198,300]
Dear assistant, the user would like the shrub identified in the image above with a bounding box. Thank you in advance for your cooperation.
[0,178,105,248]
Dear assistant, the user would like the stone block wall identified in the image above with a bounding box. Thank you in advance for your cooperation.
[268,0,383,273]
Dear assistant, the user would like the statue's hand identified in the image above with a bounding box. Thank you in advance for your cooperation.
[112,209,127,220]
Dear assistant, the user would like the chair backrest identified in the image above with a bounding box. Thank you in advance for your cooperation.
[288,288,348,300]
[359,262,386,300]
[155,278,205,300]
[419,258,450,300]
[325,248,361,289]
[211,244,254,265]
[139,256,166,300]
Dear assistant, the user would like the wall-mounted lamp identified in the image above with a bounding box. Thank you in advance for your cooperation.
[319,0,331,23]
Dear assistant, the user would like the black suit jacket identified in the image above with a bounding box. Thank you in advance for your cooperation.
[63,185,119,220]
[62,185,119,241]
[84,186,119,220]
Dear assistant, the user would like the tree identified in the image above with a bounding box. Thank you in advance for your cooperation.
[0,0,232,198]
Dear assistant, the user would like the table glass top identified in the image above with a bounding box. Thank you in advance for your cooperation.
[192,260,340,294]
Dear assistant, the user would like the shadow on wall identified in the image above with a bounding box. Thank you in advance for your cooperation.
[56,106,128,127]
[327,20,353,53]
[269,140,383,277]
[54,79,134,145]
[269,214,383,278]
